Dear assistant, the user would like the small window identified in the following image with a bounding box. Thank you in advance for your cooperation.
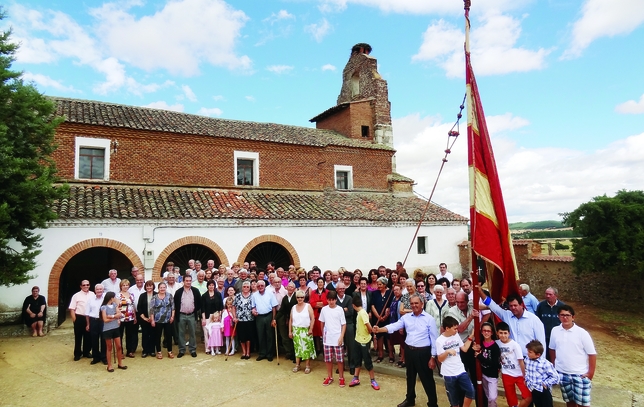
[75,137,111,181]
[234,151,259,186]
[79,148,105,179]
[237,159,253,185]
[336,171,349,189]
[417,236,427,254]
[351,72,360,97]
[334,165,353,190]
[361,125,369,138]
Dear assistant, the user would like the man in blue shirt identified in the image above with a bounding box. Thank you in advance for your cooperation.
[374,294,439,407]
[519,284,540,314]
[251,279,278,361]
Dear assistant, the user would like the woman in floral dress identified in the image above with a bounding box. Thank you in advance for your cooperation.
[117,280,137,358]
[289,290,316,374]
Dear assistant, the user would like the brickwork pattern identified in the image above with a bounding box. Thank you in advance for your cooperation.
[151,236,229,282]
[52,123,393,191]
[47,238,144,306]
[236,235,300,268]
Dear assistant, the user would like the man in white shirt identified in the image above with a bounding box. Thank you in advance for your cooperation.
[549,304,596,407]
[86,284,107,365]
[438,263,454,283]
[128,274,146,306]
[165,273,180,296]
[69,280,95,361]
[101,269,121,294]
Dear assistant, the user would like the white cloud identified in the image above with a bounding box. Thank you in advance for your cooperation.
[21,72,77,92]
[182,85,198,102]
[317,0,522,15]
[394,113,644,221]
[321,64,336,71]
[615,94,644,114]
[198,107,223,116]
[305,18,332,42]
[245,95,256,102]
[264,10,295,24]
[266,65,294,74]
[212,95,225,101]
[91,0,251,75]
[7,5,178,95]
[412,13,550,77]
[564,0,644,59]
[144,101,184,112]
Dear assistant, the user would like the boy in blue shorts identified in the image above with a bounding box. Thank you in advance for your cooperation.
[436,316,476,407]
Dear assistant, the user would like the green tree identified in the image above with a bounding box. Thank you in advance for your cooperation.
[0,12,66,286]
[562,190,644,275]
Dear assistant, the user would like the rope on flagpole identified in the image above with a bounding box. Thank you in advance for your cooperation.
[402,94,466,268]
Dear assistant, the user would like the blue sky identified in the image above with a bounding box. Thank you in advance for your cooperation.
[4,0,644,222]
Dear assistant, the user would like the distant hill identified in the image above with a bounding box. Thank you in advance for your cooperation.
[509,220,563,230]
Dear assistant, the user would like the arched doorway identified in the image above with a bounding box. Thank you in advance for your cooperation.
[243,243,291,270]
[163,244,220,272]
[58,247,133,326]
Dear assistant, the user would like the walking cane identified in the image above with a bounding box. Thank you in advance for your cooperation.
[274,324,280,365]
[225,323,237,361]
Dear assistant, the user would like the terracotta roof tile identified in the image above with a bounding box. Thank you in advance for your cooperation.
[531,255,574,262]
[52,97,393,151]
[52,184,468,223]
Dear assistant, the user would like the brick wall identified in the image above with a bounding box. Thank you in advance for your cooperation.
[52,123,393,191]
[458,240,644,311]
[315,100,374,140]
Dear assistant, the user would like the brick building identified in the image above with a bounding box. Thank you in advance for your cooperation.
[0,44,467,330]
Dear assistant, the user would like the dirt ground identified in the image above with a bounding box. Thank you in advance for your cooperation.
[1,301,641,406]
[0,324,486,407]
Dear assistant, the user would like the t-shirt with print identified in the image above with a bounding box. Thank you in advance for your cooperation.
[436,333,466,377]
[355,308,371,344]
[496,338,524,377]
[319,305,346,346]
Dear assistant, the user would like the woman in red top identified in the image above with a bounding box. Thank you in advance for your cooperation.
[307,277,327,354]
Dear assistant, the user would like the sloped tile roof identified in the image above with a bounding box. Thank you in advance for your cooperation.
[51,184,468,223]
[530,255,574,262]
[51,97,393,151]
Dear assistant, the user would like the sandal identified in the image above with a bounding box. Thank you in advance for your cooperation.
[375,357,383,363]
[304,366,311,374]
[292,365,300,373]
[168,352,175,359]
[398,362,406,368]
[156,352,163,359]
[389,357,395,363]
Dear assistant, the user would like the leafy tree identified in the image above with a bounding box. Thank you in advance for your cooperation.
[562,190,644,276]
[0,12,66,286]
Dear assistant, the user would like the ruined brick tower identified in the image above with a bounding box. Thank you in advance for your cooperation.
[310,43,394,153]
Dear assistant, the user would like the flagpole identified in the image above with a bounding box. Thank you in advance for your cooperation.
[465,1,484,406]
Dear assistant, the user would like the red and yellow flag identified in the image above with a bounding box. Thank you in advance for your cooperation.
[466,37,519,302]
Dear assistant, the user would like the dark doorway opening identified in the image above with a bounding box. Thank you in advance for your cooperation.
[58,247,132,326]
[163,244,220,272]
[244,242,292,271]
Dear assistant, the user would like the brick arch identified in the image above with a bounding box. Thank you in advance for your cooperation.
[47,238,143,306]
[152,236,229,282]
[237,235,300,268]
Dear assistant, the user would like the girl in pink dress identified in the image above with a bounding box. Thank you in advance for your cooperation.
[206,312,223,355]
[222,299,235,356]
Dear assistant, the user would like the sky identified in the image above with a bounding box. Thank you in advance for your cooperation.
[3,0,644,222]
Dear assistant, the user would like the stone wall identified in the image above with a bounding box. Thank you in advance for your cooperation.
[458,239,644,311]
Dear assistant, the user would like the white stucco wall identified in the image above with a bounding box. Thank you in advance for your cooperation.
[0,221,467,309]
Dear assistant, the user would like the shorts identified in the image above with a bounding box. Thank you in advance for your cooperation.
[353,340,373,371]
[103,328,120,340]
[444,372,475,406]
[323,344,344,363]
[559,373,592,406]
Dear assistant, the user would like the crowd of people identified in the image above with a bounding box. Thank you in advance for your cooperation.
[62,260,596,407]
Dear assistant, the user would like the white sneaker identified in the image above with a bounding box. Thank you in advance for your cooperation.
[228,351,235,356]
[216,351,221,355]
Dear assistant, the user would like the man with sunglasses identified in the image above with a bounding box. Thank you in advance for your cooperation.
[549,304,597,407]
[69,279,95,361]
